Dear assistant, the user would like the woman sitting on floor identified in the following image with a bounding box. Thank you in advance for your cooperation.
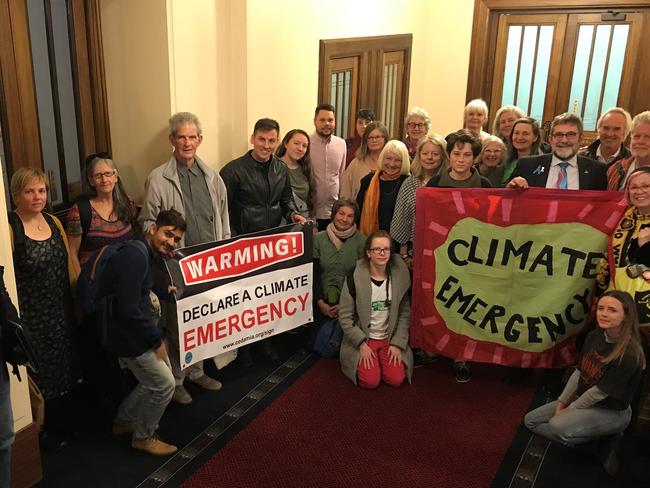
[524,290,645,475]
[312,199,366,355]
[338,230,413,389]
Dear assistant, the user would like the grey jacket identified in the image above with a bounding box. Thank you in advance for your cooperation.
[139,155,231,246]
[338,255,413,385]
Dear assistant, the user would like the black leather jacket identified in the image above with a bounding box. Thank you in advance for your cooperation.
[220,151,297,236]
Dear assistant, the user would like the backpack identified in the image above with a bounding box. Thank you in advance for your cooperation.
[77,239,149,316]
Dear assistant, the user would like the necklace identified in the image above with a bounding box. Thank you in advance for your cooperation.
[37,223,43,231]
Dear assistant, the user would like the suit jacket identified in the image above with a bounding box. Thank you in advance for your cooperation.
[511,154,607,190]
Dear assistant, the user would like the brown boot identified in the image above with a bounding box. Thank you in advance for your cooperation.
[132,436,178,456]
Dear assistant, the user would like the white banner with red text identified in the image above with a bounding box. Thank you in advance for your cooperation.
[166,223,313,369]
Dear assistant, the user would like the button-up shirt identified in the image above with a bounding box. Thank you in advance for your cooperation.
[310,133,346,219]
[546,155,579,190]
[176,160,216,246]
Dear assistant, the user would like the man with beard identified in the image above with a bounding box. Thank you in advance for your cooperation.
[310,104,347,231]
[507,112,607,190]
[103,210,185,456]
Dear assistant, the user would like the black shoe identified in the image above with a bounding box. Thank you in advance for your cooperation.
[237,345,254,367]
[414,350,439,368]
[259,341,279,361]
[454,361,471,383]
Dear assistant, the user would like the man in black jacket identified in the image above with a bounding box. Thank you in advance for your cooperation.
[508,112,607,191]
[220,118,305,235]
[0,266,19,487]
[220,118,305,364]
[104,210,185,456]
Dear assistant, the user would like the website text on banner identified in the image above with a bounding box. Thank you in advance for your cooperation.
[166,223,313,369]
[411,188,625,368]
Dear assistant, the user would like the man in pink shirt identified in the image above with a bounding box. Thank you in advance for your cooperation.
[310,104,347,231]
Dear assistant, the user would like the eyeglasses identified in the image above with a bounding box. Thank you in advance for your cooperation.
[367,135,385,141]
[369,247,391,255]
[629,184,650,194]
[407,123,426,130]
[92,170,116,181]
[552,131,579,140]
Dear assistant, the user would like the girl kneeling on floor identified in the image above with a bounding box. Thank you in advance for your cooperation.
[338,230,413,388]
[524,290,646,474]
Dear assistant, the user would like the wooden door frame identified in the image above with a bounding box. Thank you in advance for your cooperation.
[468,0,650,108]
[0,0,110,182]
[318,34,412,138]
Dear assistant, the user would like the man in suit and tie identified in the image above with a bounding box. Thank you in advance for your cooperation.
[507,112,607,190]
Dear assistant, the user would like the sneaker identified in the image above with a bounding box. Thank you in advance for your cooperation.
[172,385,193,405]
[189,375,223,391]
[112,419,135,436]
[132,436,178,456]
[454,361,471,383]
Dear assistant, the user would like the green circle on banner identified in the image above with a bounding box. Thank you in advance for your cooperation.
[433,217,608,352]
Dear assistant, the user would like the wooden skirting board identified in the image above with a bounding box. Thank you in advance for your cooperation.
[10,422,41,488]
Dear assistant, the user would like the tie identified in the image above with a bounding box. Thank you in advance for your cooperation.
[556,162,569,190]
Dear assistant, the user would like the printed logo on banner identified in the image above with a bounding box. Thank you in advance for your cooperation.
[185,351,192,365]
[179,232,304,286]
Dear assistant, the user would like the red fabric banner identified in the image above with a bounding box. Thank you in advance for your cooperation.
[411,188,626,368]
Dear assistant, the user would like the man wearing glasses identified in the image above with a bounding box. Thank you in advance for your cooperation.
[507,113,607,190]
[139,112,230,405]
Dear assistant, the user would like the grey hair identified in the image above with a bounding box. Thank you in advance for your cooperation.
[598,107,632,138]
[169,112,202,136]
[404,107,431,131]
[492,105,526,138]
[632,111,650,133]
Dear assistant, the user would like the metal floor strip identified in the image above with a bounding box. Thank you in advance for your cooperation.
[508,434,551,488]
[136,349,314,488]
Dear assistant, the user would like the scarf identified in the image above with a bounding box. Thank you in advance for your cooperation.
[359,170,401,235]
[326,222,358,251]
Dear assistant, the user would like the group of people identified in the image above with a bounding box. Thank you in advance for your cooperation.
[1,98,649,480]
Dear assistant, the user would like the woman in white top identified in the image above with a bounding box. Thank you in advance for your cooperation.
[338,230,413,388]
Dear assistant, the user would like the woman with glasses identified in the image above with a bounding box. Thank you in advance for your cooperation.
[340,122,389,200]
[403,107,431,160]
[475,135,508,188]
[66,154,137,273]
[338,230,413,388]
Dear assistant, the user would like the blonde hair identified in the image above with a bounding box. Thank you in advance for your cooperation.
[410,135,448,180]
[464,99,488,120]
[476,136,508,167]
[378,140,410,175]
[10,167,48,204]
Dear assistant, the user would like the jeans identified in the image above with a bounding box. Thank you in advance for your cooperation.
[0,370,14,488]
[524,400,631,447]
[117,349,175,439]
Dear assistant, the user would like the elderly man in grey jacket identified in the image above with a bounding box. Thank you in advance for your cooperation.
[139,112,230,405]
